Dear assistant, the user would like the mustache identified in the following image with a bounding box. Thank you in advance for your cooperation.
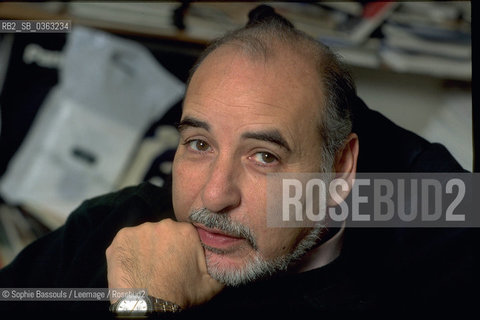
[189,208,258,250]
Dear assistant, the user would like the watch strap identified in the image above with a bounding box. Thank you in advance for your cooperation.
[148,296,182,313]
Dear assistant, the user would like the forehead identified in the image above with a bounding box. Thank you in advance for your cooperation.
[183,44,324,138]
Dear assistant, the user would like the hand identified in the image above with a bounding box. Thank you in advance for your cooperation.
[106,218,224,309]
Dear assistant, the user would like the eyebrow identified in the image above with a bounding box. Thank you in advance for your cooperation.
[176,116,291,152]
[242,130,292,152]
[176,116,210,132]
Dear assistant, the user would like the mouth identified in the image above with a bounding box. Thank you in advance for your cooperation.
[194,224,246,252]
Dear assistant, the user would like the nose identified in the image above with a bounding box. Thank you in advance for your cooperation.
[201,153,241,213]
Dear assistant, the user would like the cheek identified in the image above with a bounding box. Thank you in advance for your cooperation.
[172,155,205,222]
[241,174,297,257]
[241,179,306,258]
[257,227,309,259]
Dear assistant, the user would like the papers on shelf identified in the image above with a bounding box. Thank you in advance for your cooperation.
[379,2,471,80]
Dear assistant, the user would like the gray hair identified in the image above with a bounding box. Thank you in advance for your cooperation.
[186,12,356,172]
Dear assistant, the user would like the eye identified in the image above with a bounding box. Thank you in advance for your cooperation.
[251,151,279,165]
[186,139,211,152]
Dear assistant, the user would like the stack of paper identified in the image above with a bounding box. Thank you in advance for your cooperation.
[380,2,471,80]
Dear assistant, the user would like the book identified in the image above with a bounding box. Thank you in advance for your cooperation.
[316,1,399,47]
[379,2,471,80]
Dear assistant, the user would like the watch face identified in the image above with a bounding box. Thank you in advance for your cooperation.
[116,296,150,315]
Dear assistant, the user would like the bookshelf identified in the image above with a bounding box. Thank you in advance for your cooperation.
[0,1,472,81]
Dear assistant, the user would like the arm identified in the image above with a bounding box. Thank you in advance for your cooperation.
[106,218,224,310]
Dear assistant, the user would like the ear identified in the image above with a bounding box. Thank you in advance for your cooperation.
[327,133,359,206]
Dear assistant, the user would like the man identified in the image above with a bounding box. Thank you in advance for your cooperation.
[0,5,473,317]
[107,3,359,310]
[105,4,360,313]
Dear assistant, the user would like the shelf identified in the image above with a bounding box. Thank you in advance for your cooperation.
[0,2,471,81]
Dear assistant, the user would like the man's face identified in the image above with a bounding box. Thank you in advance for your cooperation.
[172,44,325,285]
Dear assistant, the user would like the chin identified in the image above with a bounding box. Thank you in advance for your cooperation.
[204,249,286,287]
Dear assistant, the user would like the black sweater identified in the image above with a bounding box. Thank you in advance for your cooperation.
[0,181,475,318]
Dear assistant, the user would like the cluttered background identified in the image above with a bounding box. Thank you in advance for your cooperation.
[0,1,473,267]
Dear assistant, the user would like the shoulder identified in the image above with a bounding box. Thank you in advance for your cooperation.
[59,182,175,262]
[66,181,174,229]
[352,96,465,172]
[0,182,174,287]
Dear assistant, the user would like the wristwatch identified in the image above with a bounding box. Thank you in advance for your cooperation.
[110,294,182,318]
